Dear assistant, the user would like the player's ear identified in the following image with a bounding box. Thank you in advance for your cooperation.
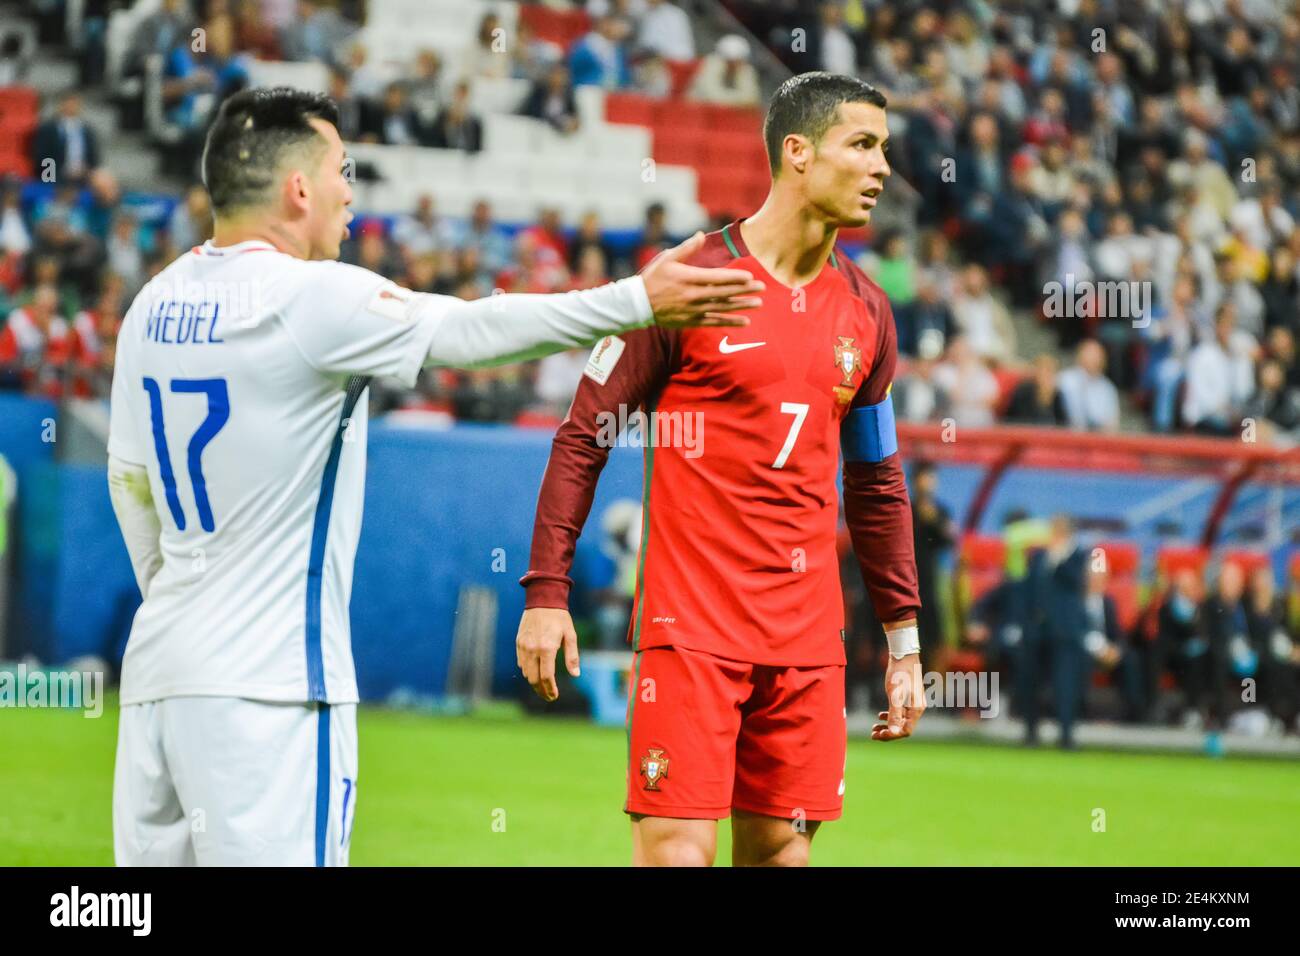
[284,169,310,216]
[784,133,811,175]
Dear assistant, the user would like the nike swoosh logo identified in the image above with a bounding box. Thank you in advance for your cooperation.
[719,337,766,354]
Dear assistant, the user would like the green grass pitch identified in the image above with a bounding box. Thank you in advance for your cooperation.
[3,699,1297,865]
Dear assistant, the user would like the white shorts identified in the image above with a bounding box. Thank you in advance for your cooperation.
[113,697,357,867]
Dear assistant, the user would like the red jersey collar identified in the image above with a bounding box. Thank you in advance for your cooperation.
[720,220,843,292]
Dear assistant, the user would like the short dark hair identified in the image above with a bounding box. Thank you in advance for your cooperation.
[763,72,887,175]
[201,87,340,214]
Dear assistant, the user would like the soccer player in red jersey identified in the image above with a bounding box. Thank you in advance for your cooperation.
[516,73,923,866]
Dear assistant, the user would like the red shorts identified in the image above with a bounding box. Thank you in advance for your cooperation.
[624,644,847,821]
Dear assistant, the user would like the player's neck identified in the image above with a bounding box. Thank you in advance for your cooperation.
[738,195,838,288]
[212,216,309,259]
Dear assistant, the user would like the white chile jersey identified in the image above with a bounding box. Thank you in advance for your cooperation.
[108,239,442,706]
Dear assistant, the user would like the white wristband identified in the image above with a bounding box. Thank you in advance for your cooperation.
[886,625,920,660]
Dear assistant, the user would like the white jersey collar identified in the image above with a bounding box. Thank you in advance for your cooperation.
[194,239,280,257]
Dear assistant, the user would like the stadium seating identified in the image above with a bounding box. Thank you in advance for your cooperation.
[0,86,38,178]
[1097,540,1142,632]
[1096,541,1140,577]
[345,106,704,231]
[98,0,708,231]
[297,0,713,234]
[356,0,519,74]
[604,92,771,218]
[244,59,331,95]
[0,85,37,118]
[1221,549,1272,577]
[603,92,655,129]
[664,59,700,98]
[517,2,590,49]
[1156,545,1211,579]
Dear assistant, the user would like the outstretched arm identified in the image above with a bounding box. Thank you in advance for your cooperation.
[416,231,760,369]
[416,276,655,370]
[286,232,760,386]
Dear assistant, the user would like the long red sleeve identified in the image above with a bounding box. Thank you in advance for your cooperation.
[841,293,920,625]
[519,327,678,608]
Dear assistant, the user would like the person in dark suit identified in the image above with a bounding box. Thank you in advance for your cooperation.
[360,83,425,146]
[979,511,1046,727]
[955,112,1007,201]
[1005,354,1068,425]
[1023,515,1088,748]
[1156,567,1202,720]
[1244,566,1299,734]
[1193,563,1247,751]
[900,91,959,225]
[1079,565,1146,723]
[31,91,101,184]
[894,279,954,358]
[966,576,1021,676]
[520,62,579,135]
[910,460,955,672]
[426,82,483,152]
[326,68,365,142]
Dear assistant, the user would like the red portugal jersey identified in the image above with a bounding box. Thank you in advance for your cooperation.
[522,222,919,666]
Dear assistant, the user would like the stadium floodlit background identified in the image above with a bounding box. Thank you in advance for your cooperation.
[0,0,1298,866]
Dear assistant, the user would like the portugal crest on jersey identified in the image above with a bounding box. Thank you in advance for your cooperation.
[834,336,862,403]
[640,748,670,790]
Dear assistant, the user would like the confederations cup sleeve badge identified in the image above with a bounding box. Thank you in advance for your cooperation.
[833,336,862,404]
[639,747,670,791]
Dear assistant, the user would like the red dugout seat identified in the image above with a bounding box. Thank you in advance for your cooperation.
[1095,540,1140,576]
[1156,545,1209,579]
[1221,549,1270,578]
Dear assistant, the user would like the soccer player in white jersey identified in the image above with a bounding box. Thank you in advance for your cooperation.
[106,87,762,866]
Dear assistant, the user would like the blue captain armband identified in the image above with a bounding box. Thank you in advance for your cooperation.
[841,391,898,463]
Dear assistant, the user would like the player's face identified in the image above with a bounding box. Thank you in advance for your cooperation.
[805,101,891,228]
[303,118,354,261]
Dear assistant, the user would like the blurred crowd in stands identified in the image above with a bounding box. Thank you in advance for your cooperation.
[3,0,764,414]
[728,0,1300,440]
[3,0,1300,446]
[0,151,681,417]
[65,0,762,168]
